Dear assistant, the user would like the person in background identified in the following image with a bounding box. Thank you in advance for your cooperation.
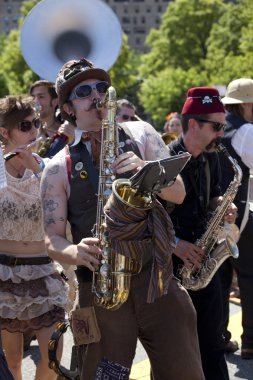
[30,80,75,157]
[40,58,204,380]
[219,78,253,359]
[162,112,183,145]
[163,112,183,137]
[116,98,136,123]
[0,95,68,380]
[168,86,237,380]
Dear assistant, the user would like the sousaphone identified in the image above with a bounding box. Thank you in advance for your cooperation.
[20,0,122,81]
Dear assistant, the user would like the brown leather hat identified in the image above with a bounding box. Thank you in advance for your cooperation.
[56,58,111,124]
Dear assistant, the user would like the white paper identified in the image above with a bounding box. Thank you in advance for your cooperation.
[0,145,7,189]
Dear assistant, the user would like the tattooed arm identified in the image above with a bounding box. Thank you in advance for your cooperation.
[113,122,185,204]
[40,158,100,271]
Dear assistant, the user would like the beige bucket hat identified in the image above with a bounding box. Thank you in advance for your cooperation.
[222,78,253,104]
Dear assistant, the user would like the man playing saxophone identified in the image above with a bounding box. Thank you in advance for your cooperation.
[40,58,204,380]
[168,86,237,380]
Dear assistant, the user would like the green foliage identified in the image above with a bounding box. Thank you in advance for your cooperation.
[205,1,250,84]
[139,67,208,129]
[138,0,253,128]
[0,0,40,96]
[140,0,226,78]
[109,34,139,98]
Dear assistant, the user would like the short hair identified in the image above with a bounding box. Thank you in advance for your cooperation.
[0,95,34,142]
[116,99,136,114]
[181,113,213,134]
[30,80,57,100]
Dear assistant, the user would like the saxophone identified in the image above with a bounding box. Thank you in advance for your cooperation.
[180,144,242,291]
[92,86,155,310]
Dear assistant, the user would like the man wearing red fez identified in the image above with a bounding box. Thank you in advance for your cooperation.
[167,87,237,380]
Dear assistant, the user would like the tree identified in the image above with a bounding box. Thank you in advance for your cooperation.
[138,0,227,126]
[109,33,140,100]
[139,66,208,129]
[0,0,39,95]
[139,0,226,78]
[138,0,253,127]
[205,0,252,85]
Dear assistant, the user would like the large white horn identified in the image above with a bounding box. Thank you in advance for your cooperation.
[20,0,122,82]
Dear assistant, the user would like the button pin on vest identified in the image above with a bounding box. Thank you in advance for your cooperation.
[80,170,88,179]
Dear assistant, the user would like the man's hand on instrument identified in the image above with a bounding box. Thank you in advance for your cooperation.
[175,240,204,269]
[75,237,101,271]
[59,121,75,145]
[224,202,238,224]
[112,151,145,174]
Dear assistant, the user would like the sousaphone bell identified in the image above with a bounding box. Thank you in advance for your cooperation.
[20,0,122,81]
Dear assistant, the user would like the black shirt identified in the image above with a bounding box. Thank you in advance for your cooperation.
[168,136,222,243]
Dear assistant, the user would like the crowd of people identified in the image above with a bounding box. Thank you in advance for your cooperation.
[0,54,253,380]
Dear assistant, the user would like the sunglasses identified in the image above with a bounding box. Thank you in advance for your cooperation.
[68,81,109,101]
[194,118,226,132]
[17,118,42,132]
[121,114,136,121]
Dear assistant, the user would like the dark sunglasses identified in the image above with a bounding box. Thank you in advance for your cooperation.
[121,114,136,121]
[194,118,226,132]
[68,81,109,101]
[17,118,42,132]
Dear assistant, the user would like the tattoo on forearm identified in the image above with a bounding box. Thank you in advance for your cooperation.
[44,199,59,212]
[48,165,60,175]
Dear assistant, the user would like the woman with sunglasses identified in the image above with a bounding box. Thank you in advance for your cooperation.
[0,95,68,380]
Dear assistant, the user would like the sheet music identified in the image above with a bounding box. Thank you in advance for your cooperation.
[0,145,7,189]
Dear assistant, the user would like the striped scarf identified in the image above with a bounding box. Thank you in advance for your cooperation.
[104,192,176,303]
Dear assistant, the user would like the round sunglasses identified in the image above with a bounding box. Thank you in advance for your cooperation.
[68,81,109,101]
[17,118,42,132]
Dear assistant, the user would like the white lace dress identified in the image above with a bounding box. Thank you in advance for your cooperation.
[0,169,69,332]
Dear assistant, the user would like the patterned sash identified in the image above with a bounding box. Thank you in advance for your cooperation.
[104,193,176,302]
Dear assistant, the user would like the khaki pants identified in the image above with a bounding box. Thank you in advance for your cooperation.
[77,264,204,380]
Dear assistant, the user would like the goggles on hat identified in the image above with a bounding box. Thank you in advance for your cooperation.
[194,118,226,132]
[121,114,136,121]
[17,118,42,132]
[68,81,109,101]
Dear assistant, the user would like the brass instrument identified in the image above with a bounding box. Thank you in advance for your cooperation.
[180,144,242,290]
[161,132,178,145]
[92,86,155,310]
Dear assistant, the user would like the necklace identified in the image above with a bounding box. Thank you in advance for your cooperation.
[6,160,24,178]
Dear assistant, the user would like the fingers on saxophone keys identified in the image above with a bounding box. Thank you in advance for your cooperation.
[77,238,102,270]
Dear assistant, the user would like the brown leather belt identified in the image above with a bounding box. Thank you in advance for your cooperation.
[0,254,52,267]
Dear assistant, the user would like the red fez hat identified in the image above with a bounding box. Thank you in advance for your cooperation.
[182,86,225,115]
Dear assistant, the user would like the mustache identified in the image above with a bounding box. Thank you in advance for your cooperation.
[205,138,221,151]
